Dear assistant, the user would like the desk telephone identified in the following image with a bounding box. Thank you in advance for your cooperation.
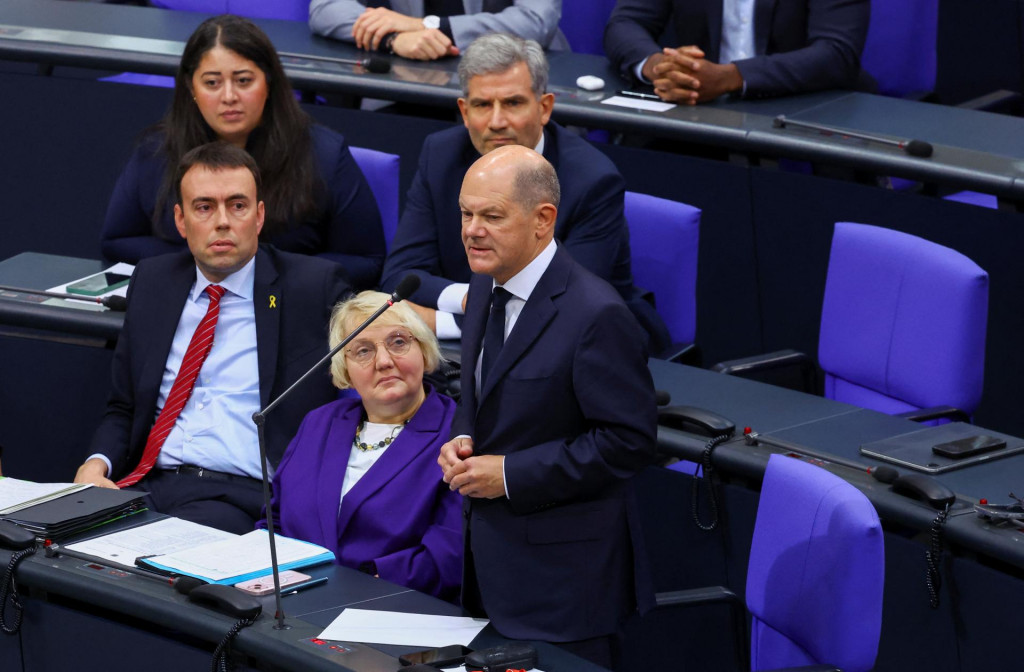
[658,405,736,438]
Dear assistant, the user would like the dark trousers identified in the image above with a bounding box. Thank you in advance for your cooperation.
[555,633,621,670]
[134,468,264,534]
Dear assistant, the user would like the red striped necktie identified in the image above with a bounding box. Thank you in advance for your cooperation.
[117,284,226,488]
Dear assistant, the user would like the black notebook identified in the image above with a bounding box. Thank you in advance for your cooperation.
[0,487,146,539]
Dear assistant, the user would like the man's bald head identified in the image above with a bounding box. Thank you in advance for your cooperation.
[471,144,560,212]
[459,145,560,283]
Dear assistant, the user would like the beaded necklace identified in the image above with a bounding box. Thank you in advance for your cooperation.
[352,418,407,452]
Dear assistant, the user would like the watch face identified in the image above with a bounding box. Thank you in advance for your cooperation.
[423,14,441,29]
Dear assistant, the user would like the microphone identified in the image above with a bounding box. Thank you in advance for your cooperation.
[0,284,127,311]
[277,51,391,74]
[773,115,934,158]
[655,390,671,407]
[251,274,420,630]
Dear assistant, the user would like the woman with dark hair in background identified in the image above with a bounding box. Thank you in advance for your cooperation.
[101,14,385,289]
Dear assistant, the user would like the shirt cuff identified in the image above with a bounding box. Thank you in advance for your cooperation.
[437,282,469,314]
[634,57,651,84]
[86,453,113,478]
[435,311,462,339]
[501,455,508,499]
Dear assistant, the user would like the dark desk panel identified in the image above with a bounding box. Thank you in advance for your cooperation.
[5,0,1024,200]
[650,360,1024,572]
[0,253,122,341]
[1,534,602,672]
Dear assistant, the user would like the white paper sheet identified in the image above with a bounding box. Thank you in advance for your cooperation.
[601,95,676,112]
[65,517,237,568]
[142,529,333,583]
[318,609,489,647]
[0,477,90,515]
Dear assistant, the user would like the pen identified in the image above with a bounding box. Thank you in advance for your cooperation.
[618,90,662,101]
[282,576,329,596]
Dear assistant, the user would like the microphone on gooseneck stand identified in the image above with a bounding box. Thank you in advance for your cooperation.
[773,115,934,158]
[0,284,127,311]
[251,274,421,630]
[277,51,392,74]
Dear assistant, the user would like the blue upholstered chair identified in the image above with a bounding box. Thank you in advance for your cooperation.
[559,0,617,55]
[624,191,701,352]
[861,0,938,99]
[715,223,989,421]
[349,146,400,252]
[655,454,885,671]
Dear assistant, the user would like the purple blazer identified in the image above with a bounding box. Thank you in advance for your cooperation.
[265,386,462,602]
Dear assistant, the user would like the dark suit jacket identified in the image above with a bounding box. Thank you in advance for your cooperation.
[89,245,352,479]
[453,245,657,641]
[380,122,669,348]
[604,0,871,98]
[265,387,463,601]
[100,125,385,289]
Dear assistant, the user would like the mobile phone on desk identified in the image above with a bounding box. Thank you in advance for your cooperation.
[235,570,311,596]
[66,271,130,296]
[932,434,1006,459]
[398,644,472,668]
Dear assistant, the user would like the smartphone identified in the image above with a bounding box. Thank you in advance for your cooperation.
[66,271,131,297]
[932,434,1006,459]
[234,570,311,596]
[398,645,472,668]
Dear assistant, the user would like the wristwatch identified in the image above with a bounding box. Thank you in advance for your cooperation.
[422,14,441,30]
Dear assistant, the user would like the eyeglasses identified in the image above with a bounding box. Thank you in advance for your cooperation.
[345,330,417,367]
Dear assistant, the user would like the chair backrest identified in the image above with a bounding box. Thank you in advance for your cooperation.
[861,0,938,97]
[818,222,988,415]
[624,191,701,345]
[349,146,400,252]
[746,455,884,672]
[559,0,617,55]
[150,0,309,22]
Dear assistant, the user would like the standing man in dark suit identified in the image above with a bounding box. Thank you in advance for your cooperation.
[438,145,657,668]
[381,32,669,351]
[75,142,351,534]
[604,0,871,103]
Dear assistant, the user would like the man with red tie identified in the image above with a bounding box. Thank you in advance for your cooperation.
[74,142,350,534]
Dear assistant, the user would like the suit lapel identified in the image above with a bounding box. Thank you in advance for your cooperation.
[478,247,570,404]
[753,0,776,56]
[317,404,361,548]
[461,273,491,415]
[705,0,724,62]
[335,389,445,540]
[138,254,195,417]
[253,248,281,408]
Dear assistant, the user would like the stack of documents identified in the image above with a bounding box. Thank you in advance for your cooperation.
[138,528,335,585]
[0,477,145,539]
[0,478,91,515]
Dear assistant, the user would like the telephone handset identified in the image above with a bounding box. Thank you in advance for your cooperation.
[892,473,956,510]
[658,405,736,438]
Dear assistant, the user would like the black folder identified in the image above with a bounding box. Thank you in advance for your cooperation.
[0,487,145,539]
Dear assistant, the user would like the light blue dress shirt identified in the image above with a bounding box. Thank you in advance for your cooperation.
[152,258,263,478]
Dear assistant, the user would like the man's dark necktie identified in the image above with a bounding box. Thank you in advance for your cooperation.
[481,287,512,389]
